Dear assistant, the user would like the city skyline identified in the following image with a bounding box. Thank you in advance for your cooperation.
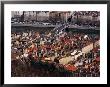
[11,11,100,23]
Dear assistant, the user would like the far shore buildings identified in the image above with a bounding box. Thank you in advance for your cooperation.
[11,11,100,23]
[11,11,72,23]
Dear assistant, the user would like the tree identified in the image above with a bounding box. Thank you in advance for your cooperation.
[20,11,25,22]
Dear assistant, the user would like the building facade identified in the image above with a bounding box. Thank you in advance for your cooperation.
[11,11,100,23]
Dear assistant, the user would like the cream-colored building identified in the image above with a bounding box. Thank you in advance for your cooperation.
[49,11,72,23]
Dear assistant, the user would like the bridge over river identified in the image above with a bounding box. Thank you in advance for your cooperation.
[11,23,100,34]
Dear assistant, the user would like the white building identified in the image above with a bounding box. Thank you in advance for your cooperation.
[23,11,49,22]
[11,11,23,18]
